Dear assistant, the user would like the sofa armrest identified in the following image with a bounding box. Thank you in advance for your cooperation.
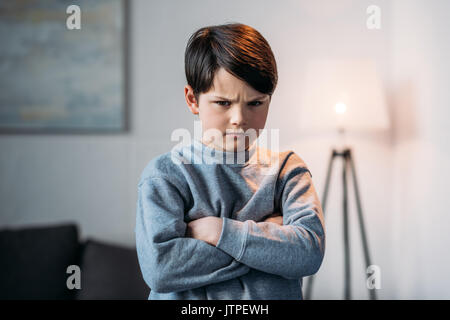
[75,238,149,300]
[0,223,80,300]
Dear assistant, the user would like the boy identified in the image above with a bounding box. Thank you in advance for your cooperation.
[135,23,325,299]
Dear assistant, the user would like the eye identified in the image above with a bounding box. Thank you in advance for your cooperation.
[215,101,231,106]
[248,101,263,107]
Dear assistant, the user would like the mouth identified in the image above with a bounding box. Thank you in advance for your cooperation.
[225,130,246,136]
[226,133,245,138]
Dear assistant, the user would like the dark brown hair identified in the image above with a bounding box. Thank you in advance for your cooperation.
[185,23,278,102]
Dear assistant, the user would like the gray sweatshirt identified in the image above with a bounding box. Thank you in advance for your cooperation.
[135,138,325,299]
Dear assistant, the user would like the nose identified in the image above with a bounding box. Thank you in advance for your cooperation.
[229,105,247,127]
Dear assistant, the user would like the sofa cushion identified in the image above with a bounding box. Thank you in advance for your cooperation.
[0,223,80,300]
[75,238,149,300]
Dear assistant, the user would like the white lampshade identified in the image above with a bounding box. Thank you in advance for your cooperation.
[299,59,389,132]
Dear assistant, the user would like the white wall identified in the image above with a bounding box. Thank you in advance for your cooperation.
[1,0,448,299]
[390,0,450,299]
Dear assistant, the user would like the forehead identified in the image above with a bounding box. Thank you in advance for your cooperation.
[206,67,264,98]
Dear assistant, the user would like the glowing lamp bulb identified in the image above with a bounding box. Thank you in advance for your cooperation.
[335,102,347,114]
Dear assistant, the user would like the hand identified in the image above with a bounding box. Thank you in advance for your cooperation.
[185,216,223,246]
[264,212,283,226]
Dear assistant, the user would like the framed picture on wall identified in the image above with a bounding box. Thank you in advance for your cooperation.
[0,0,128,133]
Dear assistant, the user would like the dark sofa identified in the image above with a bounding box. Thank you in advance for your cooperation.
[0,223,149,300]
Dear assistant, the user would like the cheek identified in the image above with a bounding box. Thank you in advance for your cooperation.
[251,109,269,129]
[200,106,226,130]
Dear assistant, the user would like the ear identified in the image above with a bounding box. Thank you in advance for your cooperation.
[184,85,199,115]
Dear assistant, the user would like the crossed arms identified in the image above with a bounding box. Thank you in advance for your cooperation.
[135,170,325,294]
[185,213,283,246]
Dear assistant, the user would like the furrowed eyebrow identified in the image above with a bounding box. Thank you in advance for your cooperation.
[249,95,268,101]
[212,95,267,101]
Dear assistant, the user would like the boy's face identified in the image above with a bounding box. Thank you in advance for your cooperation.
[185,67,271,152]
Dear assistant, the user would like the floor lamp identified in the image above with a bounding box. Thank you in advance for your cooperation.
[299,59,390,300]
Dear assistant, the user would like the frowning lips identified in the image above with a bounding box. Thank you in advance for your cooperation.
[225,129,246,135]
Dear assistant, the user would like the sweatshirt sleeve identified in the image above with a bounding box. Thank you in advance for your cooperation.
[135,176,250,294]
[215,159,326,280]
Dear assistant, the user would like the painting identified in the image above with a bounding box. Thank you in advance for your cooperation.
[0,0,126,133]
